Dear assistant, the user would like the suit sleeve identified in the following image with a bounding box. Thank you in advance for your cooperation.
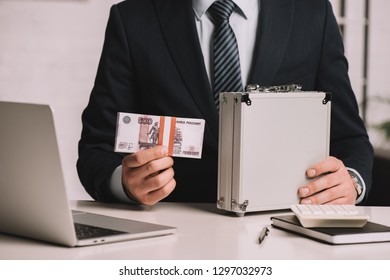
[316,1,374,203]
[77,5,136,202]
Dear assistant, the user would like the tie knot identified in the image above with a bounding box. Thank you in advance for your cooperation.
[208,0,236,22]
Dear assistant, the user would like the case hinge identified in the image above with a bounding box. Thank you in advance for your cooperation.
[241,94,252,106]
[323,92,332,104]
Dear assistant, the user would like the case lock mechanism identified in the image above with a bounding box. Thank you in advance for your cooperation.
[242,84,303,106]
[245,84,302,93]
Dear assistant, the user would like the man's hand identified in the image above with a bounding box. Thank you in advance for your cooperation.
[122,145,176,205]
[298,156,357,205]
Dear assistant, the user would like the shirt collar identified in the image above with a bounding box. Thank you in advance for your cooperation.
[193,0,258,21]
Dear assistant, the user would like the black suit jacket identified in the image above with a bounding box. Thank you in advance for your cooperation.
[77,0,373,203]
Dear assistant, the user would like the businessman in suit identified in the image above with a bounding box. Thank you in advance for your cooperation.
[77,0,373,206]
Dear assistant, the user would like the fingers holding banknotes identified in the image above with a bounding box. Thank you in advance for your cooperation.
[122,145,176,205]
[298,156,357,205]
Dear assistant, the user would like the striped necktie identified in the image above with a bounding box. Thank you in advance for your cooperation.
[208,0,243,110]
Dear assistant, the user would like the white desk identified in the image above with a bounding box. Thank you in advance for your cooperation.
[1,201,390,260]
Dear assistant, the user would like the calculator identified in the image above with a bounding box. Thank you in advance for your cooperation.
[291,204,369,228]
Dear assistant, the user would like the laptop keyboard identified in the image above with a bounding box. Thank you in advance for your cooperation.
[74,223,127,240]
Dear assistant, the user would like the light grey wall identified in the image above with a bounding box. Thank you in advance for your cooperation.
[365,0,390,150]
[330,0,390,151]
[0,0,120,200]
[0,0,389,200]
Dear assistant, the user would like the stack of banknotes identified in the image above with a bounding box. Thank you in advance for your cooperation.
[115,112,206,159]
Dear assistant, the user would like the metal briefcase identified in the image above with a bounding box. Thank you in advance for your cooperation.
[217,84,331,216]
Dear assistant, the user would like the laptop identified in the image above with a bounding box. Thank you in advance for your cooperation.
[0,101,176,247]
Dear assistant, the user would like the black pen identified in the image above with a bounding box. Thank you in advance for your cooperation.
[258,226,269,244]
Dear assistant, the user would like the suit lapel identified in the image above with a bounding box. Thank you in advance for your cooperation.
[249,0,294,86]
[152,0,219,140]
[151,0,294,139]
